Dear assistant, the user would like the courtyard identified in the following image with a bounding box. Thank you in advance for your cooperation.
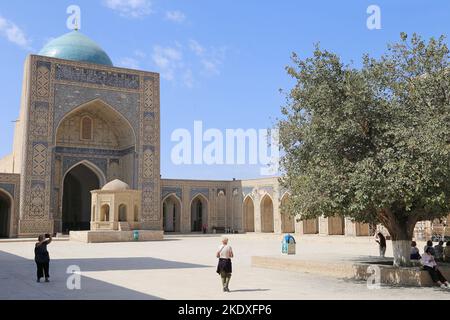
[0,234,449,300]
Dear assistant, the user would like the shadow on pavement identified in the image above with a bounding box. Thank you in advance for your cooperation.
[0,250,210,300]
[230,289,270,293]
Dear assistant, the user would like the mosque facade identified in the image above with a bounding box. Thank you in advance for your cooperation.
[0,31,446,240]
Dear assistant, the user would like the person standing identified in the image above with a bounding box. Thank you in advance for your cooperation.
[216,237,234,292]
[421,247,450,289]
[375,232,386,257]
[35,234,52,283]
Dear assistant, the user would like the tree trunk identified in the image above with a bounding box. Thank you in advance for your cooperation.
[392,240,411,267]
[379,209,417,267]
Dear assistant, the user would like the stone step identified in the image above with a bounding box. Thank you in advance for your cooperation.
[118,222,131,231]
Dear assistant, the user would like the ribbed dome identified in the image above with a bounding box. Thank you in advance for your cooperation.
[102,179,130,192]
[39,31,113,66]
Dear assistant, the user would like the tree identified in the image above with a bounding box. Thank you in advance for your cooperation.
[278,33,450,267]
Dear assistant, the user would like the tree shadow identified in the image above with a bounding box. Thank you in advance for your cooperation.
[0,250,210,300]
[51,257,211,272]
[230,289,271,293]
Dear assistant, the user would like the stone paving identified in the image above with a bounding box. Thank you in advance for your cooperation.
[0,234,449,300]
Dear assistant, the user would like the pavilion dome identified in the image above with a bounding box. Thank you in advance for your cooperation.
[102,179,130,192]
[38,31,113,66]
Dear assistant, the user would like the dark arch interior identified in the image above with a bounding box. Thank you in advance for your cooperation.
[191,197,207,232]
[62,164,100,233]
[163,196,181,232]
[244,197,255,232]
[0,192,11,238]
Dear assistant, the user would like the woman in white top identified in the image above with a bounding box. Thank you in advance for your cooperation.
[421,247,449,289]
[216,237,234,292]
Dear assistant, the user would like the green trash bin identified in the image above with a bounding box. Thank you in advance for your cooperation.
[133,230,139,241]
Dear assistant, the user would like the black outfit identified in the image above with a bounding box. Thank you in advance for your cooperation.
[34,241,50,280]
[410,252,421,260]
[378,234,386,248]
[423,266,447,283]
[216,258,232,274]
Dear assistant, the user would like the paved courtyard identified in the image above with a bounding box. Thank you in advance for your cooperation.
[0,234,449,300]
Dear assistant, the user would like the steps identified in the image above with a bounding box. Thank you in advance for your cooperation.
[118,222,131,231]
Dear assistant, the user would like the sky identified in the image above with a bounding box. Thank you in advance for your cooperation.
[0,0,449,180]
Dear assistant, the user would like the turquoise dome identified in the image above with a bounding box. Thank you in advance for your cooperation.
[39,31,113,66]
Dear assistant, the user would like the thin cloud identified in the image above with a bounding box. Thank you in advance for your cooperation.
[189,39,227,76]
[165,10,186,23]
[151,45,183,81]
[189,40,205,56]
[134,49,146,59]
[118,57,140,69]
[0,15,31,50]
[201,59,221,75]
[136,40,229,87]
[103,0,152,18]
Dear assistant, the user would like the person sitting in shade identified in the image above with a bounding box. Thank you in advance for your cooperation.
[424,240,435,256]
[421,247,450,290]
[410,241,421,260]
[434,241,444,262]
[444,241,450,263]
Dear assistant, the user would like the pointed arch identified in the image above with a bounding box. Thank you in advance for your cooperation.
[55,98,137,150]
[0,188,13,238]
[190,193,209,232]
[119,204,127,222]
[80,115,94,140]
[243,195,255,232]
[260,194,274,233]
[63,160,107,187]
[61,162,101,233]
[162,193,182,232]
[280,193,295,233]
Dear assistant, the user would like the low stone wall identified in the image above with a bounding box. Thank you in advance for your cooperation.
[251,256,355,278]
[353,263,450,287]
[70,230,164,243]
[252,255,450,287]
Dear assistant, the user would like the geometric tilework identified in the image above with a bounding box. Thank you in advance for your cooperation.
[142,150,154,180]
[18,56,161,235]
[191,188,210,200]
[55,64,140,90]
[53,84,140,140]
[0,183,15,197]
[143,78,154,112]
[55,146,135,157]
[62,156,108,177]
[161,187,182,200]
[242,187,254,197]
[32,143,48,176]
[29,183,46,218]
[36,66,50,98]
[32,103,50,137]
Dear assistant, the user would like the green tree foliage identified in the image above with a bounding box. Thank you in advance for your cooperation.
[279,34,450,265]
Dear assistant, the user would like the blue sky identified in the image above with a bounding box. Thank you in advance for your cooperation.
[0,0,449,180]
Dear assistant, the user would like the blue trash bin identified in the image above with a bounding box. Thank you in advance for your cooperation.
[282,234,296,255]
[133,230,139,241]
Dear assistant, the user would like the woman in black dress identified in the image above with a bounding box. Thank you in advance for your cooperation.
[35,234,52,283]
